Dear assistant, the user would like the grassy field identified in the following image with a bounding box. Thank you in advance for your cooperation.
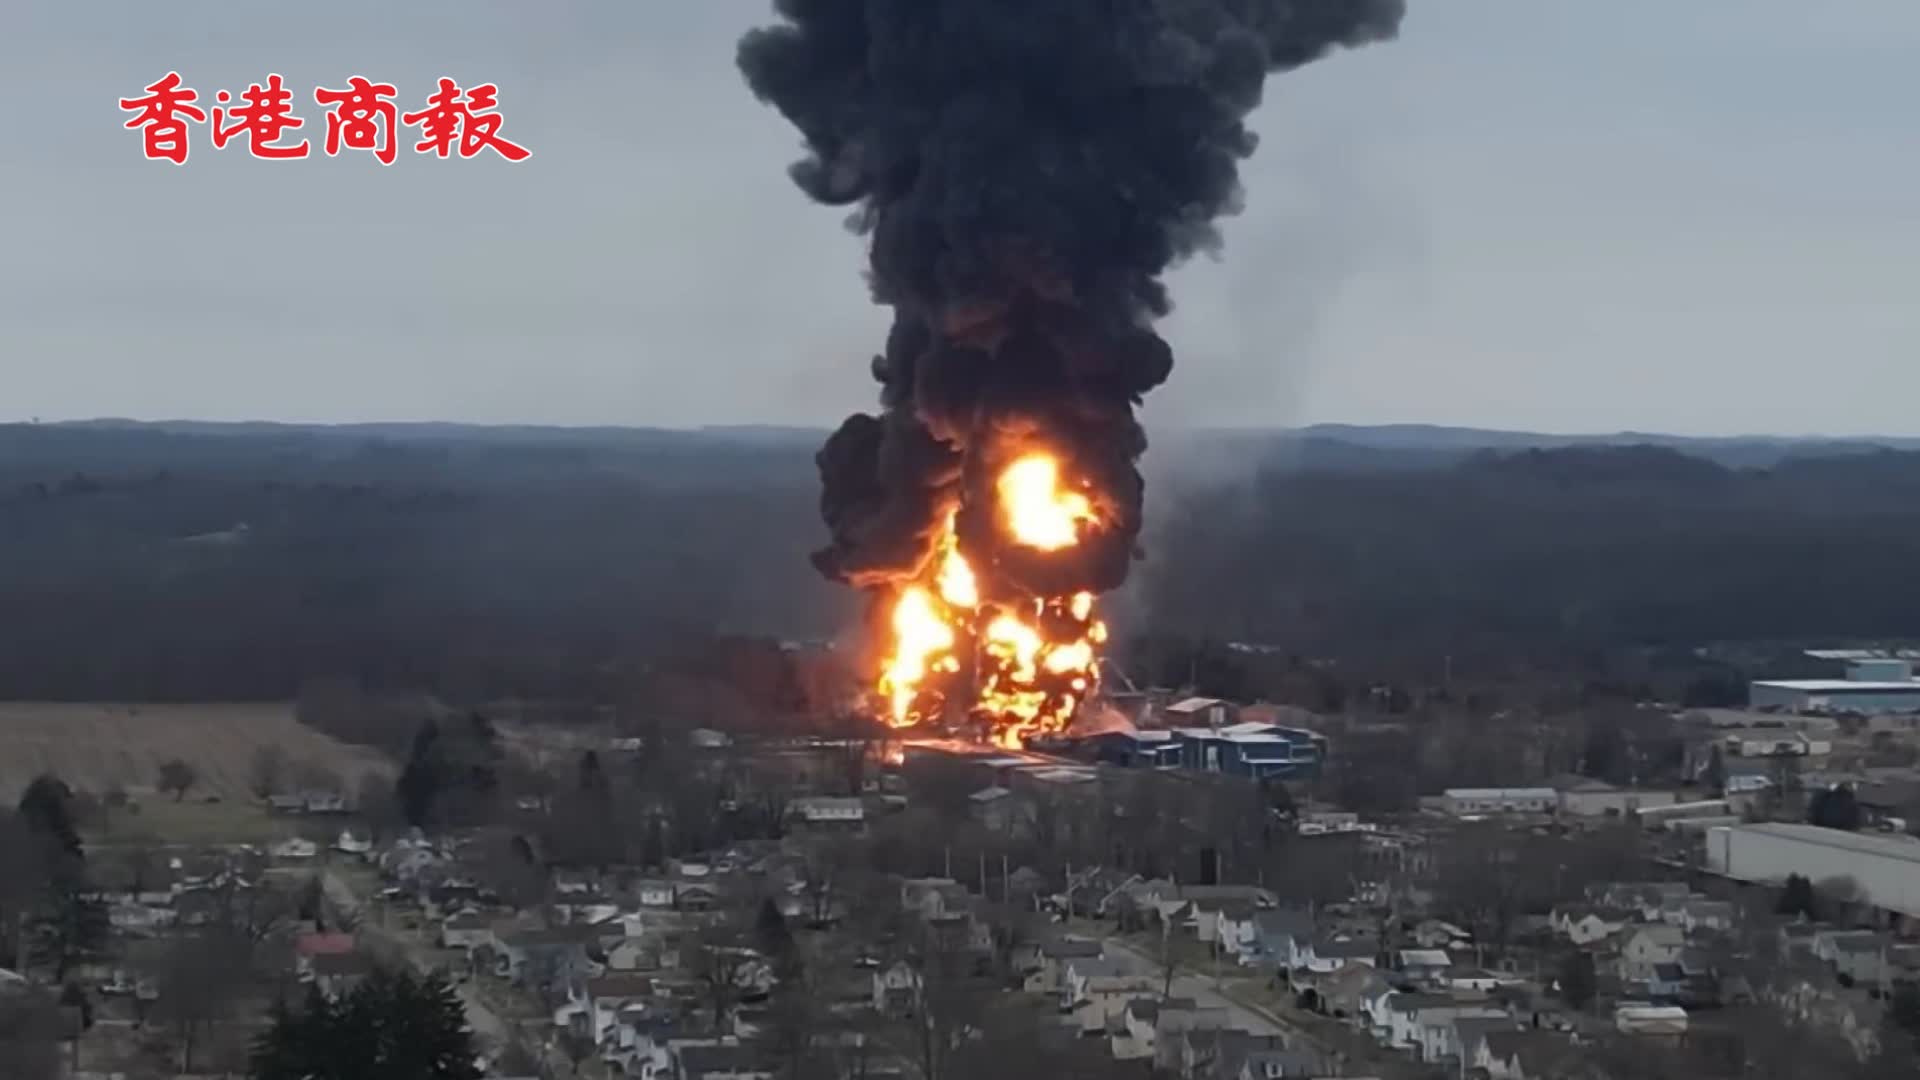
[0,701,392,804]
[88,794,293,846]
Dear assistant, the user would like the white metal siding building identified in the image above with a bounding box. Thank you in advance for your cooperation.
[1441,788,1557,816]
[1704,823,1920,918]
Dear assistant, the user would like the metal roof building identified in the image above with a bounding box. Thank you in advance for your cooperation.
[1704,822,1920,918]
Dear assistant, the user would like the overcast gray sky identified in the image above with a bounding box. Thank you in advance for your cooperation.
[2,2,1915,436]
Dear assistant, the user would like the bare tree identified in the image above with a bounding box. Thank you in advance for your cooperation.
[472,829,547,912]
[1816,875,1865,927]
[1433,825,1544,962]
[250,745,287,799]
[143,929,252,1074]
[885,919,996,1080]
[353,771,404,843]
[156,759,197,802]
[685,909,762,1033]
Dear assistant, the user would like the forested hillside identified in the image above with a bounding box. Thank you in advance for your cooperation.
[1144,446,1920,672]
[3,422,1917,703]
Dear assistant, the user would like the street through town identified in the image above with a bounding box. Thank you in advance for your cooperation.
[319,869,512,1052]
[1098,935,1309,1044]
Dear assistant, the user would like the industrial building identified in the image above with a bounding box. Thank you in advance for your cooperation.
[1068,722,1325,780]
[1703,823,1920,919]
[1439,788,1558,816]
[1750,657,1920,713]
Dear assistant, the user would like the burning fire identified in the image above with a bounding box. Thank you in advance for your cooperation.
[875,451,1108,748]
[998,454,1097,551]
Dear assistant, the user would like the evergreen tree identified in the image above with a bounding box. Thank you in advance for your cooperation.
[251,969,479,1080]
[1704,744,1727,794]
[641,816,667,869]
[1777,873,1818,920]
[33,867,106,981]
[1807,785,1864,831]
[755,896,797,978]
[17,775,81,859]
[1557,950,1597,1011]
[396,721,442,828]
[578,750,606,794]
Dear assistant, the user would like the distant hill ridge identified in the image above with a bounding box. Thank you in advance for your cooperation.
[20,418,1918,470]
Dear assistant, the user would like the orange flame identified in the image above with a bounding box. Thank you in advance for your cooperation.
[998,454,1099,551]
[874,451,1106,749]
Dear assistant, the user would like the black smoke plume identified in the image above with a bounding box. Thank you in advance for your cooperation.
[740,0,1404,603]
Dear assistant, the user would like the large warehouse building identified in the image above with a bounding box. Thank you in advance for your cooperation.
[1704,823,1920,919]
[1750,657,1920,713]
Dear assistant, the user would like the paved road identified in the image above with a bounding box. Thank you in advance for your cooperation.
[319,869,511,1050]
[1100,936,1300,1040]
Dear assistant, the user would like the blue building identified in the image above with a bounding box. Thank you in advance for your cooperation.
[1063,717,1327,780]
[1170,722,1325,780]
[1071,729,1182,769]
[1751,658,1920,714]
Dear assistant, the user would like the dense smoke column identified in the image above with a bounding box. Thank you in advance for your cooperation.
[740,0,1404,600]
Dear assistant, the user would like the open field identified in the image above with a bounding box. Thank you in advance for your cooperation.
[0,702,393,804]
[89,795,293,846]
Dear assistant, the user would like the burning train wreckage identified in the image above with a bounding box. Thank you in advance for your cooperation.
[740,0,1403,748]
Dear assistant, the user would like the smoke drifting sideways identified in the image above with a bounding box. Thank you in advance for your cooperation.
[739,0,1404,604]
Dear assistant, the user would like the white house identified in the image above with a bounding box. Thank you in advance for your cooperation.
[600,1015,675,1080]
[1551,907,1626,946]
[871,962,920,1015]
[1109,997,1162,1060]
[1024,939,1104,994]
[1382,993,1454,1053]
[1149,1000,1233,1073]
[1618,925,1686,982]
[1420,1011,1511,1065]
[270,838,319,860]
[1679,899,1736,935]
[1831,935,1895,987]
[1215,907,1265,962]
[558,974,657,1049]
[632,879,677,909]
[1295,937,1378,975]
[786,797,866,826]
[1396,949,1453,985]
[1446,969,1505,994]
[1063,957,1159,1033]
[1615,1004,1688,1037]
[108,902,175,932]
[1812,929,1883,967]
[439,911,493,952]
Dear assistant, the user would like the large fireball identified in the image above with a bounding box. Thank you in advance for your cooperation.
[874,451,1108,747]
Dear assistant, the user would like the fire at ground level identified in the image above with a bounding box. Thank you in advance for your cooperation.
[870,450,1114,750]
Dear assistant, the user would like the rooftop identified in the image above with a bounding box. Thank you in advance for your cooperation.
[1753,680,1920,693]
[1165,697,1227,714]
[1727,822,1920,865]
